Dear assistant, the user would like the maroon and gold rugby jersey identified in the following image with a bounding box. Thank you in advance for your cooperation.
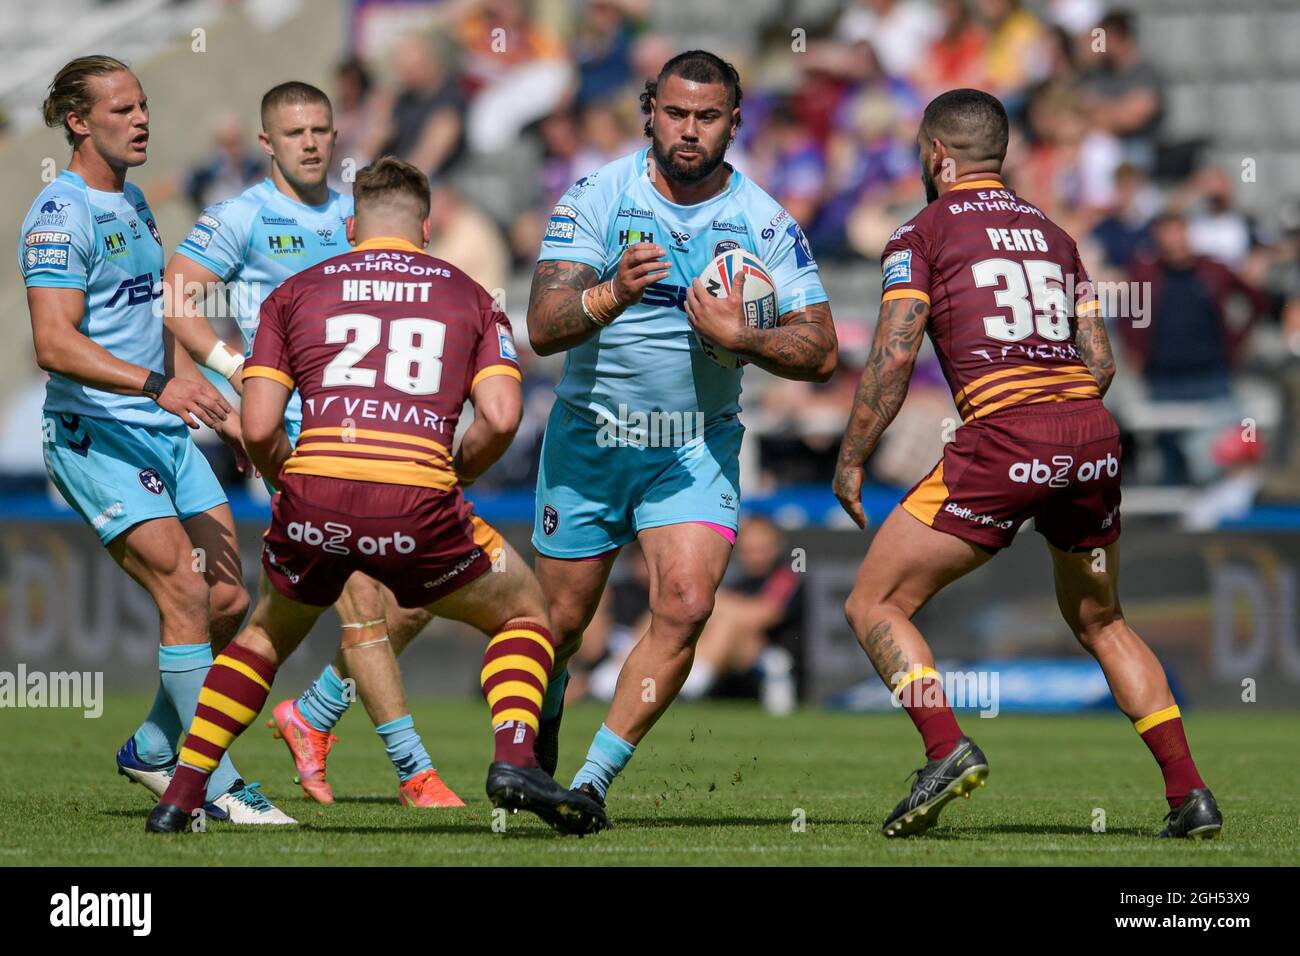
[880,179,1102,422]
[245,236,521,490]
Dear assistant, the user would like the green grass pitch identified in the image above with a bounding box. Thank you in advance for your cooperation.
[2,697,1296,866]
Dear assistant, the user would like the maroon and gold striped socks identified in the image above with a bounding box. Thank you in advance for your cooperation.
[895,666,964,761]
[479,619,555,767]
[163,642,278,812]
[1135,704,1206,809]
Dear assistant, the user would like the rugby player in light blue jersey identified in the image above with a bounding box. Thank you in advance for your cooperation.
[22,56,292,824]
[161,83,455,808]
[525,50,839,819]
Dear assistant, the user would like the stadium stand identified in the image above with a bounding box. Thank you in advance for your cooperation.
[3,0,1299,520]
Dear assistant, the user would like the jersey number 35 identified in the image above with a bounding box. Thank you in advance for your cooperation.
[972,258,1071,344]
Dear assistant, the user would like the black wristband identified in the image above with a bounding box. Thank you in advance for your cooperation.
[142,371,170,401]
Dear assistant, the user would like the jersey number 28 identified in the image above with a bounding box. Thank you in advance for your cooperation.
[972,258,1070,343]
[321,313,445,395]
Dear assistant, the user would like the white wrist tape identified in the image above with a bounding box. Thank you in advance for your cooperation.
[205,341,245,381]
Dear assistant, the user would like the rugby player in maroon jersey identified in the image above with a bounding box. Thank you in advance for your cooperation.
[833,90,1220,840]
[146,158,605,834]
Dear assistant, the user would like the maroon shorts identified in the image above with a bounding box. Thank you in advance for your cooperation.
[262,473,504,608]
[900,399,1122,552]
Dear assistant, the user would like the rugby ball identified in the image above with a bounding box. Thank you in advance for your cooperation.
[696,249,779,369]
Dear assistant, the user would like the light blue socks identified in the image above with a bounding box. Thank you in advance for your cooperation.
[297,663,352,733]
[375,714,433,782]
[132,682,182,766]
[571,723,636,799]
[158,643,240,800]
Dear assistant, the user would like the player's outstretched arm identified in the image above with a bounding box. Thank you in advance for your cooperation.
[832,295,930,528]
[453,374,523,486]
[162,253,246,393]
[526,243,670,355]
[1074,307,1116,396]
[29,286,230,428]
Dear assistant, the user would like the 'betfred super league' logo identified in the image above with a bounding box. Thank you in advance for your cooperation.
[542,505,559,536]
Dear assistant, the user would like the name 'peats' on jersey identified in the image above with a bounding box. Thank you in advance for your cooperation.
[881,179,1102,422]
[244,237,521,490]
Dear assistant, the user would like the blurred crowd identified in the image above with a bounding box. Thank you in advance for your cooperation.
[5,0,1300,525]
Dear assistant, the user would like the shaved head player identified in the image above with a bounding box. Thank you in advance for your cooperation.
[833,89,1220,840]
[163,82,450,807]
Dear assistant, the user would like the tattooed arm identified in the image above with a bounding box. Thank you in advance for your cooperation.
[1075,307,1116,396]
[526,243,671,356]
[734,301,839,382]
[525,260,602,356]
[683,271,838,382]
[832,295,930,528]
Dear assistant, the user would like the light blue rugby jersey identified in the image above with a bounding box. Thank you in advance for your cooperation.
[537,146,827,426]
[19,169,174,428]
[174,178,353,423]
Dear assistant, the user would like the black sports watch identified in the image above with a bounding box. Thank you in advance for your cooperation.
[142,371,171,401]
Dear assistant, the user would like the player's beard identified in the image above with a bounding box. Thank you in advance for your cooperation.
[652,138,727,185]
[921,161,939,204]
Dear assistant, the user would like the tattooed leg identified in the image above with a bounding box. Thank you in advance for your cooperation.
[843,507,992,692]
[845,507,991,763]
[861,619,913,686]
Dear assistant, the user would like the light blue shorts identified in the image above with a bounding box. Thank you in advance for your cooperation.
[43,411,227,545]
[532,401,743,558]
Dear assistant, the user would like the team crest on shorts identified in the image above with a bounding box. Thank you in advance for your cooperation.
[542,505,559,536]
[138,468,165,495]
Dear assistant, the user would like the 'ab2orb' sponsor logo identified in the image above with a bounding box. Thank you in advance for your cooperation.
[1007,453,1118,487]
[286,520,415,557]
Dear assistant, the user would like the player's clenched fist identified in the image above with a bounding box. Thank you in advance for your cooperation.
[832,457,869,530]
[611,242,671,307]
[156,377,231,429]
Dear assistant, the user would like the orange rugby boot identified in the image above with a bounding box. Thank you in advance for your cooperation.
[267,699,338,804]
[398,768,466,808]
